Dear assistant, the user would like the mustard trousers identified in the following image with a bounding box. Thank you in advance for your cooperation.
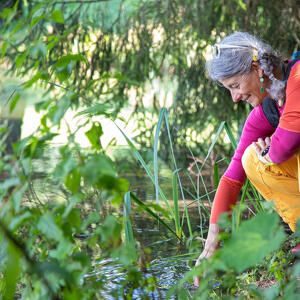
[242,145,300,232]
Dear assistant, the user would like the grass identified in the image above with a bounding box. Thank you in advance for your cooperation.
[119,107,267,246]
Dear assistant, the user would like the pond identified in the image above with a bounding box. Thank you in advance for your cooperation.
[29,146,212,299]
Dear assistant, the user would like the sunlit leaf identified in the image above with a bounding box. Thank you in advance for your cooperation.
[76,103,112,116]
[54,54,88,69]
[221,212,285,272]
[1,42,7,58]
[9,93,20,113]
[52,10,64,24]
[64,169,81,194]
[85,122,103,150]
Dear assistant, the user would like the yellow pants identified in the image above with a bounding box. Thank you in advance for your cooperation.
[242,145,300,232]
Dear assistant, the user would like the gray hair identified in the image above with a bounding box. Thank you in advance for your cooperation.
[206,32,285,100]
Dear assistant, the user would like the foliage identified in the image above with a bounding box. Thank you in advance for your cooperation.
[0,1,299,299]
[1,0,299,162]
[169,213,300,300]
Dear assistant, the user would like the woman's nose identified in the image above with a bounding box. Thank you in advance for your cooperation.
[231,91,242,102]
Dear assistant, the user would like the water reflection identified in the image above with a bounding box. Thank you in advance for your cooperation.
[29,147,207,298]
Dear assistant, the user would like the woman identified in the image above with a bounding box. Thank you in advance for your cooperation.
[194,32,300,286]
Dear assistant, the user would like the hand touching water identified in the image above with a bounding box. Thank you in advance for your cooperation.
[193,223,219,287]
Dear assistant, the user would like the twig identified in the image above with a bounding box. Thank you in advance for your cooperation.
[31,0,110,4]
[0,219,60,299]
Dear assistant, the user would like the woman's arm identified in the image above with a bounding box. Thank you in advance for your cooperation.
[269,62,300,164]
[194,105,275,286]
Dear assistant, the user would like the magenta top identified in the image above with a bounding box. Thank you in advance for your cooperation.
[224,88,300,183]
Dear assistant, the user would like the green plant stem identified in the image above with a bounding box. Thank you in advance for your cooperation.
[0,219,60,300]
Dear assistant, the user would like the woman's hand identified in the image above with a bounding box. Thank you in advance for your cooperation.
[193,223,219,287]
[252,137,274,165]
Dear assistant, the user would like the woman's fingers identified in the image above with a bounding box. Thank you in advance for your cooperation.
[252,136,274,165]
[265,136,271,145]
[194,224,219,287]
[252,142,261,155]
[253,137,271,155]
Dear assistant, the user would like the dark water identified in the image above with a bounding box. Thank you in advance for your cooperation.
[82,213,202,299]
[30,146,209,299]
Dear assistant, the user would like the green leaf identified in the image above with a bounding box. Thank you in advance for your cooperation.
[85,122,103,150]
[64,169,81,194]
[3,242,21,300]
[67,208,81,228]
[24,72,49,88]
[30,13,46,30]
[0,177,20,190]
[80,154,116,186]
[12,183,28,212]
[9,211,32,231]
[31,41,47,58]
[52,10,64,24]
[63,194,83,218]
[130,193,181,241]
[221,212,285,272]
[50,95,71,125]
[1,42,7,59]
[54,152,77,179]
[54,54,88,69]
[37,213,64,242]
[16,52,27,68]
[49,239,72,259]
[76,103,112,117]
[9,93,20,113]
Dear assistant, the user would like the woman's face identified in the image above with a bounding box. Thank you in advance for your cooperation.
[219,64,268,107]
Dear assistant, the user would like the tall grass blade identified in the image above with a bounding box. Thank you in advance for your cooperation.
[172,169,182,239]
[130,193,181,242]
[154,108,167,204]
[213,163,220,189]
[202,121,226,168]
[123,191,135,246]
[224,122,237,149]
[164,111,192,237]
[115,123,174,218]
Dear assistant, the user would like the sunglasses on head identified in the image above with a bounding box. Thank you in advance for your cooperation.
[212,43,258,61]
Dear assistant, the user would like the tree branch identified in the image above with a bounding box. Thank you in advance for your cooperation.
[31,0,110,4]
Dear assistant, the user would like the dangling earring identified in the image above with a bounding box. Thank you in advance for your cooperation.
[260,77,264,93]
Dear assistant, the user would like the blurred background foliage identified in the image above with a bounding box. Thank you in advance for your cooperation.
[0,1,300,298]
[1,0,299,166]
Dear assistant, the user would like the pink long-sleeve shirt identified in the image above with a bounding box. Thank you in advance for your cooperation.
[210,60,300,223]
[225,62,300,183]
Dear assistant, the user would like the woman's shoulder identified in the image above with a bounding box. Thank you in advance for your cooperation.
[245,105,275,131]
[286,59,300,82]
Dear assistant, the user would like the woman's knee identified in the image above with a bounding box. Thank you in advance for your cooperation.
[241,144,257,176]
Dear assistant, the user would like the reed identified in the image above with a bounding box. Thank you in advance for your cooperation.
[120,108,264,245]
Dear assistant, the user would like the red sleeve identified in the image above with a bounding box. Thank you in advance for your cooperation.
[210,175,244,224]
